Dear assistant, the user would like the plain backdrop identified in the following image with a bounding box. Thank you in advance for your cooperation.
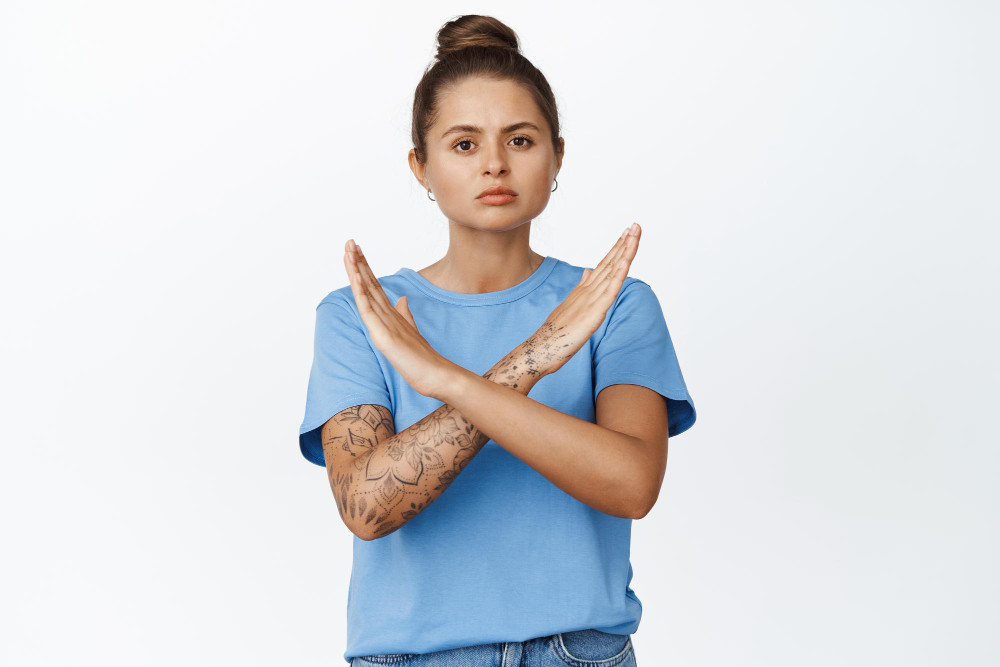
[2,1,997,665]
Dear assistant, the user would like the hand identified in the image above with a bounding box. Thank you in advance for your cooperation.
[522,222,642,378]
[343,239,458,399]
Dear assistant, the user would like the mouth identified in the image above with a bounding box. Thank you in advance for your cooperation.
[477,185,518,206]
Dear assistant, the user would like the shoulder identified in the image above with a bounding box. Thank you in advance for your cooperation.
[609,279,662,321]
[316,285,355,311]
[616,276,655,299]
[314,270,408,313]
[597,277,665,342]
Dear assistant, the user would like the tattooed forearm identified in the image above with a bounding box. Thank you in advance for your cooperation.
[322,341,547,540]
[484,320,570,389]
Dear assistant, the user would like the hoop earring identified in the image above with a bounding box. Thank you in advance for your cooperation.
[551,178,558,193]
[427,190,436,201]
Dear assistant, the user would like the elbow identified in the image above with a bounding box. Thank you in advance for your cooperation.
[349,520,383,541]
[336,509,378,541]
[357,528,401,541]
[333,501,375,540]
[352,525,376,541]
[627,487,660,520]
[627,499,653,520]
[351,522,398,541]
[626,445,666,520]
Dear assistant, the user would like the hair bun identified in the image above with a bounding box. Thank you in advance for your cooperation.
[435,15,520,59]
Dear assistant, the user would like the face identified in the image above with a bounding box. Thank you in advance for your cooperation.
[409,76,564,231]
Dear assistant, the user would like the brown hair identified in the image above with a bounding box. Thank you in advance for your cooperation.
[410,15,563,164]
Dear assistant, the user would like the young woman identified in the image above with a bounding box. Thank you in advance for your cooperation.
[298,15,696,667]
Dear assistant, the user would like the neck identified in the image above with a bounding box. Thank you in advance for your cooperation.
[417,222,544,294]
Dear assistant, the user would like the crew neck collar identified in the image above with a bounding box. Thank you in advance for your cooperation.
[395,255,558,306]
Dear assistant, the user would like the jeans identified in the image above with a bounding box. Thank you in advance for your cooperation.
[350,629,637,666]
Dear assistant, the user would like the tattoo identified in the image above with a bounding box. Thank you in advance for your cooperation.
[482,329,565,389]
[519,320,573,378]
[322,344,544,539]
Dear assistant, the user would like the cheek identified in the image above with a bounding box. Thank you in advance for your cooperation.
[522,157,555,195]
[433,160,471,196]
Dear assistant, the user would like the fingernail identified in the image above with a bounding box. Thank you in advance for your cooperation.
[349,239,356,250]
[621,228,628,239]
[630,222,638,233]
[348,250,356,262]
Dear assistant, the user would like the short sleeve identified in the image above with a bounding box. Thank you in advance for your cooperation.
[592,279,696,438]
[298,297,393,467]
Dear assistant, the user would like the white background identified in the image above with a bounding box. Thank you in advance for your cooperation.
[2,2,997,665]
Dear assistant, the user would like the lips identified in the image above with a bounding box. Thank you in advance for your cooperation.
[477,185,517,199]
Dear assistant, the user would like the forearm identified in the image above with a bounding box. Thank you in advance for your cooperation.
[439,365,652,519]
[352,346,545,540]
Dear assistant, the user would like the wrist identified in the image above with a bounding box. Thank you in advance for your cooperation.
[432,360,477,405]
[431,342,547,405]
[482,342,546,395]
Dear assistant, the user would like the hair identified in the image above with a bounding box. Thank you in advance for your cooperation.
[410,15,563,165]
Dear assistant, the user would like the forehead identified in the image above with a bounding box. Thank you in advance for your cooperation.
[433,77,544,130]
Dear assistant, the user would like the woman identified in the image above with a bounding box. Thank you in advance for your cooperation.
[298,15,697,667]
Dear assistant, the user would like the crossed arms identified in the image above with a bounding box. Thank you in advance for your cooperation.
[321,338,669,540]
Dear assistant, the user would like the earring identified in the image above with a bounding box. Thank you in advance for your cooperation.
[427,189,436,201]
[551,178,558,193]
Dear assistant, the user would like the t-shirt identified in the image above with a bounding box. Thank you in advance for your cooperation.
[298,255,696,663]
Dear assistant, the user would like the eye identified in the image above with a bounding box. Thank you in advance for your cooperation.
[451,134,535,153]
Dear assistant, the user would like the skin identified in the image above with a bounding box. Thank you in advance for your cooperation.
[407,76,562,294]
[323,76,670,540]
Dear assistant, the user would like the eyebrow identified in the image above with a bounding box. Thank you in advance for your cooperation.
[440,121,542,139]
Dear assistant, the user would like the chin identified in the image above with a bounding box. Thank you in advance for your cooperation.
[482,212,540,232]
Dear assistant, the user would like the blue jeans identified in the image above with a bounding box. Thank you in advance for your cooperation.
[350,629,637,666]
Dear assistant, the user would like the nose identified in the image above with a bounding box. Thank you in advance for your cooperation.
[481,139,509,177]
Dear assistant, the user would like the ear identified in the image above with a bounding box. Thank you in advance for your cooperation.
[408,149,428,190]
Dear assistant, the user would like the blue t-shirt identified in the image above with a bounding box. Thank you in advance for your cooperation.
[298,255,696,663]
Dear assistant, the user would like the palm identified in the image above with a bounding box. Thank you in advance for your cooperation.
[343,240,452,398]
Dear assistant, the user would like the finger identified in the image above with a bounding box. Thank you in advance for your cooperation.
[345,250,381,323]
[343,244,370,307]
[356,243,401,320]
[591,228,641,304]
[395,295,420,332]
[588,223,637,288]
[602,223,641,283]
[581,226,630,288]
[616,223,641,272]
[350,242,394,319]
[605,223,642,278]
[600,257,631,300]
[583,226,629,286]
[344,242,388,326]
[349,270,395,348]
[605,223,642,296]
[587,223,639,287]
[343,240,364,299]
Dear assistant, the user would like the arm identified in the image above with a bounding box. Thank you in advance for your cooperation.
[321,343,545,540]
[437,363,665,520]
[338,223,658,531]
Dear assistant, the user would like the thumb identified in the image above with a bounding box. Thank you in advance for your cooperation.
[577,268,591,285]
[395,295,420,331]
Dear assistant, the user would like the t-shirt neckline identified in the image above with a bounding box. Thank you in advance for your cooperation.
[395,255,557,306]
